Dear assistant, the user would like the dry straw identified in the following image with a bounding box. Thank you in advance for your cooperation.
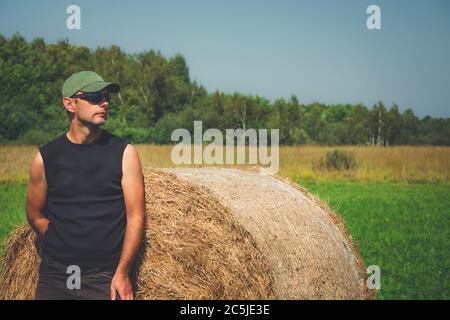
[0,167,373,299]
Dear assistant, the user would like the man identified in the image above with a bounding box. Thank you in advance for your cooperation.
[26,71,145,300]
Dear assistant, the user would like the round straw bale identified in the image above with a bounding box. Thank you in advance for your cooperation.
[165,167,371,299]
[0,168,371,299]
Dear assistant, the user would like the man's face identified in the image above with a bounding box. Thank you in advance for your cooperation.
[68,88,110,126]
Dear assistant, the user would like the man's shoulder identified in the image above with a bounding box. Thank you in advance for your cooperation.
[38,133,67,151]
[102,130,129,148]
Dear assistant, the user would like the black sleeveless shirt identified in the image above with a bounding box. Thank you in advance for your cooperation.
[38,129,129,269]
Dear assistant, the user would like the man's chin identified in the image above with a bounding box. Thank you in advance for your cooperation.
[81,119,106,128]
[94,118,107,126]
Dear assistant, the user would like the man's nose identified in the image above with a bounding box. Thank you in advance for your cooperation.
[100,100,109,109]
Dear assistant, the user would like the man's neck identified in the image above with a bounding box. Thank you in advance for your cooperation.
[67,123,103,145]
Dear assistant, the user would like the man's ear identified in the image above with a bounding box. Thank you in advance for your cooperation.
[63,97,76,113]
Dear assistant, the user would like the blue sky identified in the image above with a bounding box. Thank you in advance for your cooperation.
[1,0,449,118]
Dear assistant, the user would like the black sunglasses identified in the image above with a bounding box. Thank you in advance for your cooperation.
[71,92,111,104]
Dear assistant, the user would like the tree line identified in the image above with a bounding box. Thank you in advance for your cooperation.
[1,33,449,146]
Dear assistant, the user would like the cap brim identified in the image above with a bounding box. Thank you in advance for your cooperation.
[80,81,120,94]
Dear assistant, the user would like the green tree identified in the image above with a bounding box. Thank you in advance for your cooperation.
[385,104,402,145]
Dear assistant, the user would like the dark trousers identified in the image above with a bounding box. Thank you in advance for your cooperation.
[36,255,134,300]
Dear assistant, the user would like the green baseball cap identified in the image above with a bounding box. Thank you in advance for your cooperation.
[62,71,120,98]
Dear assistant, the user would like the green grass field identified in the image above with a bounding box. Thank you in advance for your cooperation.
[0,182,27,247]
[299,180,450,300]
[1,180,448,299]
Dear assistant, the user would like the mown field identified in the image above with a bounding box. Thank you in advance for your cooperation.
[0,145,449,299]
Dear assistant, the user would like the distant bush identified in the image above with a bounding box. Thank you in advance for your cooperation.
[103,117,152,144]
[321,149,357,171]
[119,127,152,144]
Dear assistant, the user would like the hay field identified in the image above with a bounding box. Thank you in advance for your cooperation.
[1,145,450,183]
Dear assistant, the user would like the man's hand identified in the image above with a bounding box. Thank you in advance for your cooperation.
[110,271,133,300]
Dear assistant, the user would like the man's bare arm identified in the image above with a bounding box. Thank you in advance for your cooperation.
[111,144,145,300]
[26,151,49,236]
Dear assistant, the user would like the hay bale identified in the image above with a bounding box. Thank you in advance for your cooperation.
[0,168,371,299]
[0,225,40,299]
[167,168,371,299]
